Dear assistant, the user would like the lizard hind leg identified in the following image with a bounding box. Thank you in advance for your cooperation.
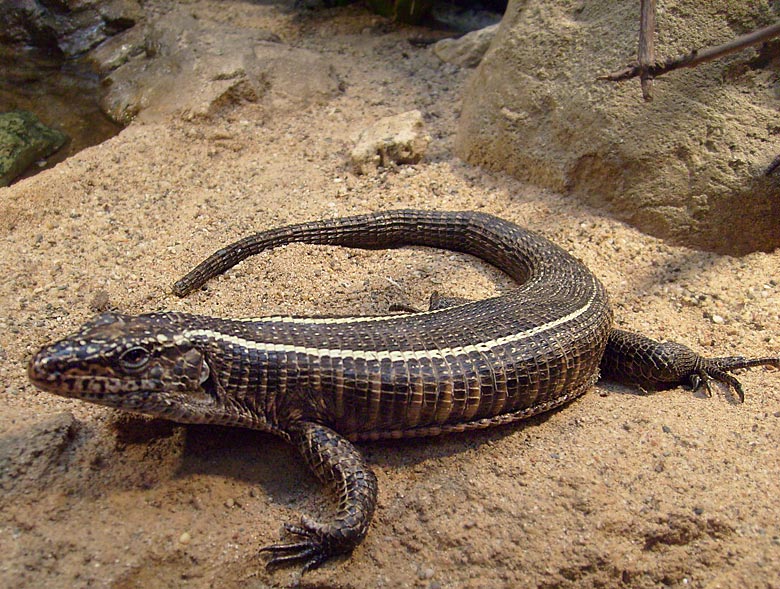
[601,328,779,402]
[260,421,378,572]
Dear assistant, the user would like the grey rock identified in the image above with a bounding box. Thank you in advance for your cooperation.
[93,8,341,124]
[87,24,147,72]
[456,0,780,254]
[0,111,68,187]
[0,0,141,57]
[433,24,498,68]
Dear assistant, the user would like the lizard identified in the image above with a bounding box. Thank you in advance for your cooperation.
[27,209,779,571]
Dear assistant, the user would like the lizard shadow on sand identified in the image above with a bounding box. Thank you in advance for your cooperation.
[68,396,570,509]
[121,403,568,496]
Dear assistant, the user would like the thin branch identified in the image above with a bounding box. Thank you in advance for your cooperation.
[601,21,780,82]
[638,0,656,100]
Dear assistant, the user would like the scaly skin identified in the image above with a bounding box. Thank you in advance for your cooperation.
[28,210,779,571]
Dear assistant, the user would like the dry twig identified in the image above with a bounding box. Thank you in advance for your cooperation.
[637,0,656,100]
[601,21,780,83]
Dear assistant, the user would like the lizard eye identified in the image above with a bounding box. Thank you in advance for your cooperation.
[119,346,150,371]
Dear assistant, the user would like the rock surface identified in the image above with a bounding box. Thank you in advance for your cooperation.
[456,0,780,255]
[91,7,342,124]
[367,0,434,24]
[351,109,431,174]
[433,23,498,67]
[0,0,140,56]
[0,412,79,493]
[0,110,67,186]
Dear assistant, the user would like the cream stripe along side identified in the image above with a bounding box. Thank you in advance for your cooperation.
[182,290,598,362]
[178,266,609,437]
[162,210,615,438]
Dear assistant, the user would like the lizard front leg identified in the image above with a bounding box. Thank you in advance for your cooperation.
[261,421,378,572]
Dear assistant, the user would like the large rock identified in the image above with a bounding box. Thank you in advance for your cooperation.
[433,24,499,68]
[456,1,780,254]
[89,8,343,124]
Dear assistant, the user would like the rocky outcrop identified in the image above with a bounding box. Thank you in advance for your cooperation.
[456,0,780,254]
[89,8,343,124]
[350,110,431,174]
[433,24,498,68]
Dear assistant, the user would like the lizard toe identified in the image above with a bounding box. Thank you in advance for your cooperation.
[260,518,334,572]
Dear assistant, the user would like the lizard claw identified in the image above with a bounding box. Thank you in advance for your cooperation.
[260,518,331,572]
[689,366,743,402]
[688,373,705,396]
[690,356,779,404]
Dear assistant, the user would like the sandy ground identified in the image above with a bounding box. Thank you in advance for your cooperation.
[1,3,779,588]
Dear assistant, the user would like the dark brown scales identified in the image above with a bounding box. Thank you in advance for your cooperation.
[28,210,779,572]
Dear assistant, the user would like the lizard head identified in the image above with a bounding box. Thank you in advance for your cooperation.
[28,312,224,424]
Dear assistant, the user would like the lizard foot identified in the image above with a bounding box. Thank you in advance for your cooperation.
[260,516,338,572]
[261,421,377,572]
[690,356,780,403]
[603,329,778,403]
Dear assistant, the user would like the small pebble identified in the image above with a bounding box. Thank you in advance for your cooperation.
[711,314,725,324]
[418,566,435,580]
[179,532,191,545]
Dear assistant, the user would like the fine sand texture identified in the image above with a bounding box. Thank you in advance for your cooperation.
[1,3,779,588]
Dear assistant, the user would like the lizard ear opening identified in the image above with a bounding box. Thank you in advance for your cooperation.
[199,358,210,385]
[197,356,219,401]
